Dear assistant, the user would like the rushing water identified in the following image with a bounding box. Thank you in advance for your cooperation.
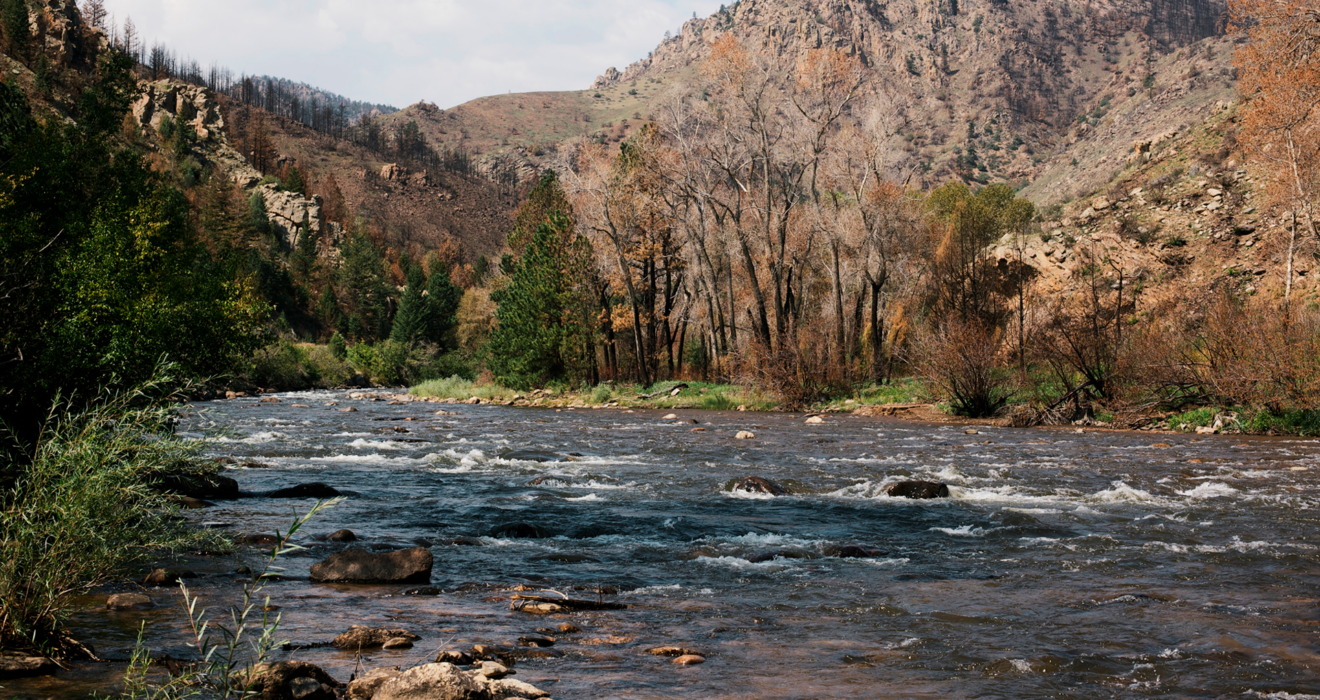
[11,390,1320,699]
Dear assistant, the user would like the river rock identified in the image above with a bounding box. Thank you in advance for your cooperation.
[489,522,552,539]
[0,652,58,678]
[884,481,951,499]
[332,625,421,651]
[348,668,401,700]
[326,529,357,542]
[288,676,335,700]
[518,635,555,647]
[476,661,512,679]
[735,431,756,440]
[371,663,481,700]
[673,654,706,665]
[242,661,339,700]
[106,593,155,610]
[142,569,198,585]
[383,637,415,650]
[830,545,889,559]
[648,646,701,657]
[267,483,342,499]
[404,585,443,596]
[310,547,433,584]
[435,650,474,665]
[733,476,788,496]
[746,549,815,563]
[558,623,581,634]
[151,472,239,500]
[805,415,825,424]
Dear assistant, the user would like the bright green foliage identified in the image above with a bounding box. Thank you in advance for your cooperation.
[337,228,392,340]
[328,331,347,359]
[924,181,1036,323]
[0,61,266,443]
[426,262,462,347]
[488,212,597,389]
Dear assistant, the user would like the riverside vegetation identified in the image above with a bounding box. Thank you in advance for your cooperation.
[1,0,1320,694]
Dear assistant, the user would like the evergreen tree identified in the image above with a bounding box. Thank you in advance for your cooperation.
[283,166,305,195]
[337,228,391,340]
[488,213,596,388]
[2,0,29,58]
[315,284,339,327]
[329,331,347,359]
[248,191,271,236]
[507,170,574,255]
[389,270,428,344]
[425,261,462,348]
[290,212,318,284]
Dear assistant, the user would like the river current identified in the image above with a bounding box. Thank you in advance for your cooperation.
[14,390,1320,698]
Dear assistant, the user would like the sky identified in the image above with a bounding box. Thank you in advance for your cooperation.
[101,0,726,109]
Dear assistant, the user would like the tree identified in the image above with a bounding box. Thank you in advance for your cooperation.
[425,261,462,347]
[2,0,29,57]
[488,213,596,389]
[508,170,575,255]
[248,191,271,237]
[389,267,428,344]
[315,284,340,328]
[80,0,106,30]
[283,166,305,196]
[337,228,391,340]
[290,213,318,284]
[1231,0,1320,303]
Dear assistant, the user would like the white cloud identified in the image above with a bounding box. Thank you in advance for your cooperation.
[101,0,724,108]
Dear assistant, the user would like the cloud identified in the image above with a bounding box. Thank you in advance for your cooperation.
[101,0,724,108]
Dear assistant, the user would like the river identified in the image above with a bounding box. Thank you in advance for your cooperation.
[9,390,1320,698]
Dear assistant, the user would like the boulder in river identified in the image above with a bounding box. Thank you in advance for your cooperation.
[490,522,553,539]
[325,529,357,542]
[332,625,421,651]
[0,652,58,679]
[151,472,239,500]
[648,646,702,657]
[884,480,951,499]
[732,476,788,496]
[142,569,198,585]
[829,545,890,559]
[746,549,816,563]
[348,668,400,700]
[674,654,706,665]
[310,547,433,584]
[106,593,155,610]
[267,483,342,499]
[735,431,756,440]
[370,664,479,700]
[242,661,339,700]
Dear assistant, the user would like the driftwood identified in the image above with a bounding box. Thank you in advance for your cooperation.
[510,594,628,614]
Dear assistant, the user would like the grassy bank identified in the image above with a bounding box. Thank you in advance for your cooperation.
[411,377,781,411]
[244,339,474,392]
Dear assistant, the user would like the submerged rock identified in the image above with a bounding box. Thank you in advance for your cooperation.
[673,654,706,665]
[648,646,702,657]
[106,593,155,610]
[489,522,553,539]
[142,569,198,585]
[267,483,342,499]
[746,549,816,563]
[242,661,339,700]
[151,472,239,500]
[829,545,890,559]
[404,585,443,596]
[0,652,58,679]
[332,625,421,651]
[732,476,788,496]
[325,529,357,542]
[310,547,433,584]
[884,481,951,499]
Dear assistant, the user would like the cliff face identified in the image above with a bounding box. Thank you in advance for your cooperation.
[590,0,1228,188]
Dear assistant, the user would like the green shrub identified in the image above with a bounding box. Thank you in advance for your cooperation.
[699,391,736,411]
[329,331,347,359]
[0,380,210,653]
[591,385,613,404]
[411,376,518,402]
[249,340,313,390]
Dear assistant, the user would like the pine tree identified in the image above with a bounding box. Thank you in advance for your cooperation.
[248,191,271,237]
[2,0,30,57]
[337,228,391,340]
[315,284,339,327]
[488,213,596,388]
[291,212,318,283]
[284,166,305,195]
[425,261,462,348]
[507,170,574,255]
[389,270,428,344]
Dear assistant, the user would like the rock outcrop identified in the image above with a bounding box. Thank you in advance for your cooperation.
[309,547,433,584]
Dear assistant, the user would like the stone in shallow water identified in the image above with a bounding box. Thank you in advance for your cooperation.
[310,547,433,584]
[267,482,342,499]
[332,625,421,651]
[106,593,155,610]
[883,481,950,499]
[0,652,58,679]
[242,661,339,700]
[732,476,788,496]
[673,654,706,665]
